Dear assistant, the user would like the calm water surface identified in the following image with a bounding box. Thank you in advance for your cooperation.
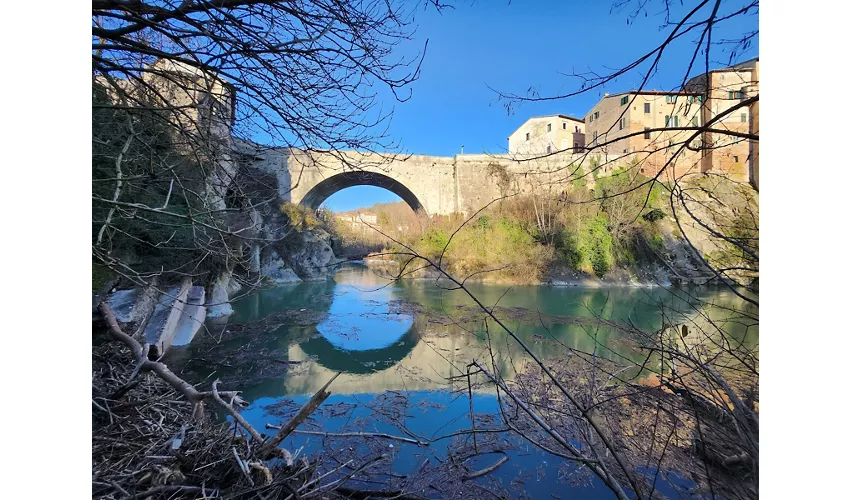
[166,263,757,498]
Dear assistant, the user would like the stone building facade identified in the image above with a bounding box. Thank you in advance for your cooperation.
[508,58,759,187]
[684,58,759,187]
[583,91,704,179]
[508,114,586,155]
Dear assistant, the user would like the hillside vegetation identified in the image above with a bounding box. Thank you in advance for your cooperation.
[328,170,758,285]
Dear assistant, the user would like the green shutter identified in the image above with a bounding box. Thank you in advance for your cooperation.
[621,96,629,105]
[665,115,670,126]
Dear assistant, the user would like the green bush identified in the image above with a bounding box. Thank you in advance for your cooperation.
[586,216,614,276]
[419,228,450,258]
[555,213,614,277]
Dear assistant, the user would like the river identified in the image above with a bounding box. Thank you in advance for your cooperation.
[164,262,758,498]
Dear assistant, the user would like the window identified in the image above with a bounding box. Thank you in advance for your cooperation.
[594,111,599,119]
[575,125,580,133]
[593,131,598,142]
[563,122,567,129]
[733,155,739,163]
[728,90,745,99]
[620,96,629,106]
[589,115,593,123]
[644,127,651,139]
[741,113,748,122]
[547,123,552,132]
[525,133,530,141]
[547,145,551,154]
[619,117,626,130]
[665,115,671,126]
[673,116,679,127]
[623,149,629,153]
[644,103,651,114]
[574,142,579,150]
[697,95,704,103]
[665,95,674,103]
[691,116,700,127]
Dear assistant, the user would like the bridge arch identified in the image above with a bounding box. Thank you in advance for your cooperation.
[298,171,427,215]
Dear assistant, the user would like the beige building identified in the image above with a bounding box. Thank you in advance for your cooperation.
[583,91,704,179]
[507,114,585,155]
[684,58,759,187]
[335,212,379,234]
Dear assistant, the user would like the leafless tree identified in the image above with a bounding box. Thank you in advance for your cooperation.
[92,0,446,293]
[349,2,759,498]
[492,0,759,290]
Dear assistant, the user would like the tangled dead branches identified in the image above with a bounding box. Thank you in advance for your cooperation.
[92,341,312,498]
[92,304,372,499]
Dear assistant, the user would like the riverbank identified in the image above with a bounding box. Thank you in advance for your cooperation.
[329,174,757,291]
[359,257,732,288]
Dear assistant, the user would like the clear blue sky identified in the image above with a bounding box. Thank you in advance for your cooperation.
[314,1,759,211]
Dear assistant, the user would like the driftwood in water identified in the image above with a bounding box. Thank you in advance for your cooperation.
[260,372,341,456]
[98,302,242,417]
[463,454,509,480]
[99,301,335,461]
[264,426,428,447]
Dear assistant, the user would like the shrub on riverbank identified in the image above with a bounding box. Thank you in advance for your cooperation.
[400,169,666,281]
[329,169,756,284]
[555,213,615,276]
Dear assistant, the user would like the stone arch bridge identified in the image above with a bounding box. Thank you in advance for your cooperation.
[236,144,625,216]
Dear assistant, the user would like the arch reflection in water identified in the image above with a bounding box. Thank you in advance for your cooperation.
[303,265,418,373]
[315,272,414,351]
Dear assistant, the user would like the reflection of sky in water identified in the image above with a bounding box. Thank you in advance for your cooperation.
[177,263,749,499]
[316,281,413,351]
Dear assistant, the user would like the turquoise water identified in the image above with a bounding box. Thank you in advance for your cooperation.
[166,263,757,498]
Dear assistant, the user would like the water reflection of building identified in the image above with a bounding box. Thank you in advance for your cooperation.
[220,264,757,403]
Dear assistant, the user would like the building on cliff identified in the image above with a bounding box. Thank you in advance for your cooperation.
[507,58,759,189]
[507,114,586,155]
[583,90,704,179]
[684,57,759,189]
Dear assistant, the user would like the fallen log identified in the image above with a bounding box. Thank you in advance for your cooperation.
[259,372,341,456]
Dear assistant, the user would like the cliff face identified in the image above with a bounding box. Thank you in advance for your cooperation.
[274,227,336,281]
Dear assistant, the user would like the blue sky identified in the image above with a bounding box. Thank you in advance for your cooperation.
[316,1,759,211]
